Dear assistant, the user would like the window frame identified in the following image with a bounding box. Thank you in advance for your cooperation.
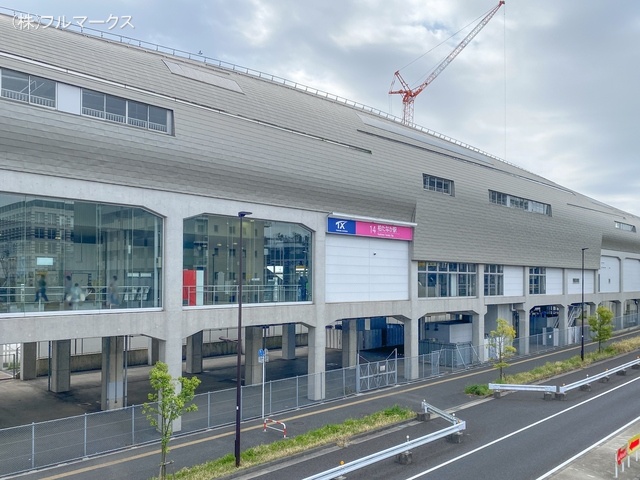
[489,190,551,216]
[484,264,504,296]
[423,174,454,196]
[418,261,477,298]
[1,69,56,108]
[529,266,546,295]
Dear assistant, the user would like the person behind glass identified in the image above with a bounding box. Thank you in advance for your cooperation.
[298,274,308,301]
[108,275,120,308]
[34,274,49,302]
[70,283,84,309]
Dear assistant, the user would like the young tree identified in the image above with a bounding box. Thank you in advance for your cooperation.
[488,318,517,381]
[143,361,201,480]
[588,305,614,353]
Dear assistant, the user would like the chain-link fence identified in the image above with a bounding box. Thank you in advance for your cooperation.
[0,315,638,477]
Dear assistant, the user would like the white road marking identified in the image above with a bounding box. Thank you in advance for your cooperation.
[403,375,640,479]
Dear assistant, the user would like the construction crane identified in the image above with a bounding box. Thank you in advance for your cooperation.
[389,1,505,125]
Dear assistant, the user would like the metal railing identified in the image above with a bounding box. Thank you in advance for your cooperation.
[0,284,152,314]
[0,351,18,379]
[488,383,556,394]
[557,357,640,395]
[303,410,466,480]
[182,284,310,306]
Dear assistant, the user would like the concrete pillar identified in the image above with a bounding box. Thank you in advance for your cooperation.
[155,335,186,432]
[101,336,125,410]
[281,323,296,360]
[185,331,203,374]
[472,309,487,362]
[517,308,529,356]
[244,326,263,385]
[557,305,569,346]
[611,301,622,322]
[149,338,160,366]
[20,342,37,380]
[151,211,187,431]
[51,339,71,393]
[341,319,358,368]
[403,316,419,381]
[307,322,326,401]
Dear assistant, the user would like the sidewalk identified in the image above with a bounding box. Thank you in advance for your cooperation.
[547,417,640,480]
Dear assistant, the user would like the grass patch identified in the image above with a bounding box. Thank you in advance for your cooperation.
[164,405,415,480]
[503,336,640,386]
[464,383,491,396]
[464,336,640,396]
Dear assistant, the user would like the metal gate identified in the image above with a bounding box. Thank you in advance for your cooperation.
[356,349,397,393]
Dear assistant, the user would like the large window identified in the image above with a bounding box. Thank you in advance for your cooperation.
[423,174,454,195]
[529,267,546,295]
[82,89,170,132]
[0,68,56,107]
[183,215,312,305]
[489,190,551,216]
[615,221,636,232]
[0,68,172,134]
[418,261,476,298]
[484,264,504,296]
[0,193,163,314]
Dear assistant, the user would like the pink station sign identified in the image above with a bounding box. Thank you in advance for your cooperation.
[355,221,413,240]
[327,217,414,241]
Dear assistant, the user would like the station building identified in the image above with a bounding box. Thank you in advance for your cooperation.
[1,12,639,412]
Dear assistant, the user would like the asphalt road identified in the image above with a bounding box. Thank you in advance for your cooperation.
[249,356,640,480]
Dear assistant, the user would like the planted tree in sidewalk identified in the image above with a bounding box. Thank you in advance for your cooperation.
[588,305,614,353]
[143,361,201,480]
[488,318,517,382]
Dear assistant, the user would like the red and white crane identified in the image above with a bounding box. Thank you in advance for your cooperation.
[389,1,505,125]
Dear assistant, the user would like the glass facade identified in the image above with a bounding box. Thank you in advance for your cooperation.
[0,193,163,313]
[484,264,504,296]
[529,267,546,295]
[418,261,477,298]
[183,215,312,305]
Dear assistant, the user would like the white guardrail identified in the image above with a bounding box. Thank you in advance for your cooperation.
[557,357,640,395]
[302,402,465,480]
[488,383,556,393]
[489,357,640,399]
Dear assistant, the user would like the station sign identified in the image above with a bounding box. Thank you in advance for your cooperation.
[327,217,413,241]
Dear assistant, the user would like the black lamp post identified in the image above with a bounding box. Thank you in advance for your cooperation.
[235,211,252,467]
[581,247,588,361]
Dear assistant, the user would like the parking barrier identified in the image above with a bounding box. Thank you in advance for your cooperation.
[263,418,287,438]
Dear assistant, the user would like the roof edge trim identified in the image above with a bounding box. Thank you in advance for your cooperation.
[330,212,417,227]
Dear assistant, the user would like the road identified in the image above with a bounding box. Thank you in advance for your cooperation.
[252,354,640,480]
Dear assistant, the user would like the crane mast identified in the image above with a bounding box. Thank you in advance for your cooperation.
[389,1,504,125]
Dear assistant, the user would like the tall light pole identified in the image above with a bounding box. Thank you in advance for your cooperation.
[235,211,252,467]
[581,247,588,361]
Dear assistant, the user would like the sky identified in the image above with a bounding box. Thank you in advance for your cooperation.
[4,1,640,215]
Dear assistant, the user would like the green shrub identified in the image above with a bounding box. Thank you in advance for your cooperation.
[465,383,491,396]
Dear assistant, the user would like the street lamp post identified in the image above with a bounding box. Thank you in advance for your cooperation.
[581,247,588,362]
[235,211,252,468]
